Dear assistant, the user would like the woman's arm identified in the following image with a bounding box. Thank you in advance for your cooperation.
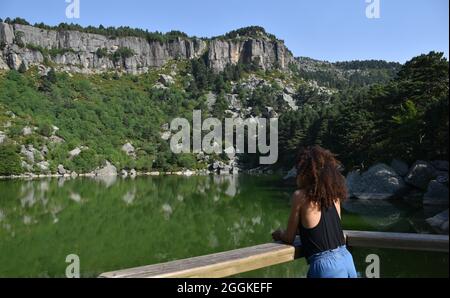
[272,190,304,244]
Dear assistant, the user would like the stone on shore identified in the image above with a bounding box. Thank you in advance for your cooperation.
[426,209,449,234]
[423,180,449,206]
[95,161,117,176]
[57,164,66,175]
[346,163,408,200]
[405,161,437,190]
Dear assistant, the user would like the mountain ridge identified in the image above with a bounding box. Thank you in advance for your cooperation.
[0,20,296,74]
[0,18,404,77]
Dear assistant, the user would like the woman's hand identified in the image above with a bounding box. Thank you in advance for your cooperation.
[271,229,285,242]
[271,191,304,245]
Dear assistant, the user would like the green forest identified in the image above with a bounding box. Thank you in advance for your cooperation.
[0,48,448,175]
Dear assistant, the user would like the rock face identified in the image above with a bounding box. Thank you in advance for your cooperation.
[405,161,437,190]
[0,23,207,73]
[207,38,294,72]
[346,163,408,200]
[0,23,294,74]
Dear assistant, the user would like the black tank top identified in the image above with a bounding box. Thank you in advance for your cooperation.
[299,203,346,259]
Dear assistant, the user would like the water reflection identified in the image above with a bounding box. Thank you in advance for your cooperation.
[343,199,403,229]
[0,175,447,277]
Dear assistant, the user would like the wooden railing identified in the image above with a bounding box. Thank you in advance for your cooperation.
[99,230,449,278]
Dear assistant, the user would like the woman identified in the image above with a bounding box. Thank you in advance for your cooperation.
[272,145,357,278]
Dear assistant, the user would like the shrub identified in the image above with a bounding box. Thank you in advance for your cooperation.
[71,149,101,173]
[0,144,23,175]
[14,31,25,48]
[111,47,135,63]
[96,47,108,58]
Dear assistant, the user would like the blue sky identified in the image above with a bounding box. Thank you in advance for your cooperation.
[0,0,448,63]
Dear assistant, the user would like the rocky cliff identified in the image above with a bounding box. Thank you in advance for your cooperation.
[0,22,294,74]
[207,38,293,72]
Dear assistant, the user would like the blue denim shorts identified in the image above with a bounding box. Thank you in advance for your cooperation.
[306,245,358,278]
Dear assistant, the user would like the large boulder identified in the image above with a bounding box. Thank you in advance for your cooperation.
[41,145,49,156]
[57,164,66,175]
[68,147,82,158]
[431,160,449,172]
[49,135,65,144]
[95,161,117,176]
[390,159,409,177]
[423,180,449,206]
[405,161,437,190]
[22,126,33,136]
[121,142,135,157]
[346,170,361,198]
[346,163,408,200]
[20,145,37,164]
[426,209,449,234]
[158,74,174,86]
[36,161,50,172]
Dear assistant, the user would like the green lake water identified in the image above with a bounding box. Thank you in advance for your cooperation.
[0,175,448,278]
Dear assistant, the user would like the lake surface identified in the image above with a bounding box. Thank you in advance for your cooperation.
[0,175,448,277]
